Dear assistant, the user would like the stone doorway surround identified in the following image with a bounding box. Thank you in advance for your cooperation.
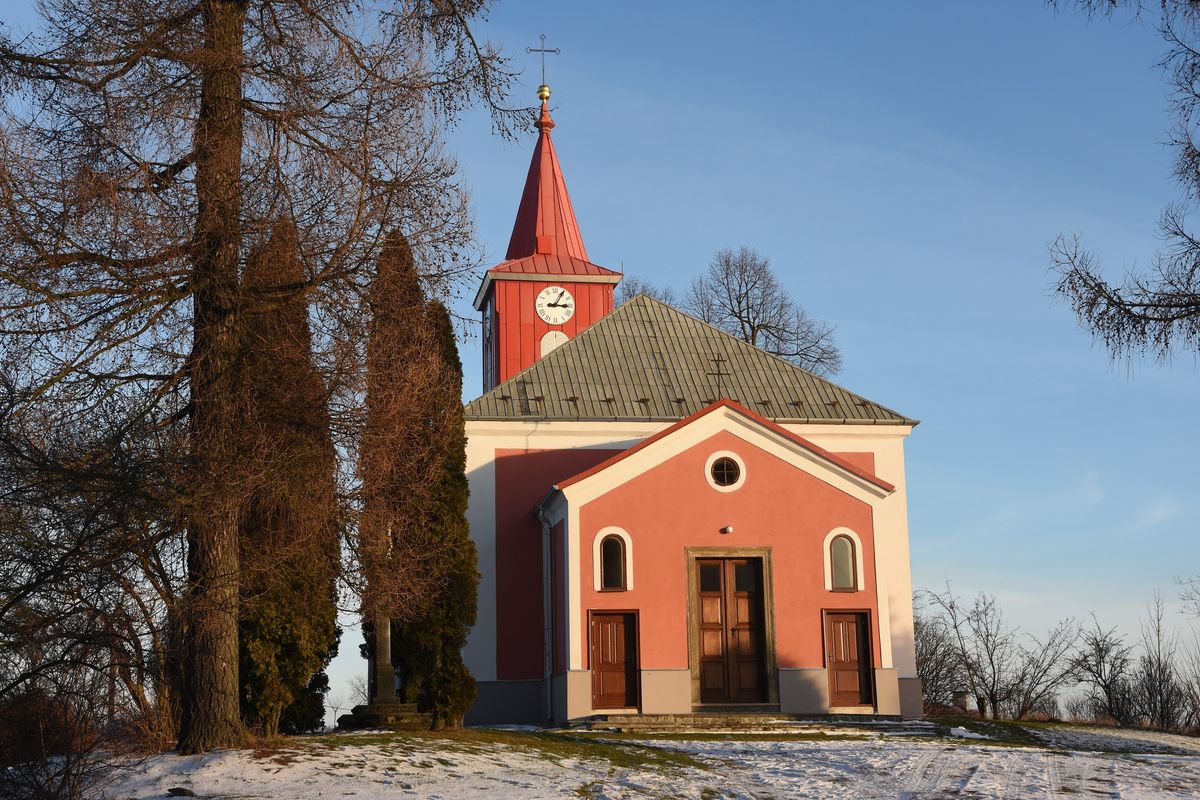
[685,547,780,708]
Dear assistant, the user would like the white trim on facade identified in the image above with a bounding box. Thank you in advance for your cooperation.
[792,427,910,673]
[822,527,866,592]
[704,449,747,493]
[592,526,634,591]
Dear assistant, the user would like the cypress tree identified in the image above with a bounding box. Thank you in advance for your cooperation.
[391,302,478,729]
[359,233,453,627]
[237,221,340,737]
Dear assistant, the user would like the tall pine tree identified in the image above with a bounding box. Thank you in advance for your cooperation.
[237,221,340,737]
[391,301,478,729]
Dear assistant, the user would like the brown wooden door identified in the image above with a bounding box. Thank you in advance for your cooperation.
[697,559,767,704]
[825,612,872,706]
[591,613,637,708]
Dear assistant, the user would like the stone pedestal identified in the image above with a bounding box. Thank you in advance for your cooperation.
[337,700,430,730]
[336,614,432,730]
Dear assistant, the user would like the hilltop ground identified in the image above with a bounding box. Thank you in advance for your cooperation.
[103,719,1200,799]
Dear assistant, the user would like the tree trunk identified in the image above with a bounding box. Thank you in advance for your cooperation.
[178,0,248,755]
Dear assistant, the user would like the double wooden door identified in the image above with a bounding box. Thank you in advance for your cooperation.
[696,558,767,704]
[825,612,873,706]
[591,612,638,708]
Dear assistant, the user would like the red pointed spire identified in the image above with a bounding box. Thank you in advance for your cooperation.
[505,94,589,261]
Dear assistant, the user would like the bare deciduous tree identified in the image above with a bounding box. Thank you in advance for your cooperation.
[1006,618,1079,721]
[913,600,967,713]
[923,588,1018,719]
[1179,576,1200,618]
[683,247,842,375]
[1071,615,1136,726]
[1132,593,1187,730]
[922,585,1076,720]
[1180,632,1200,731]
[615,274,676,306]
[0,0,518,752]
[1049,2,1200,362]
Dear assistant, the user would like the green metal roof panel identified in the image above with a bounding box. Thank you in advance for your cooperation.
[464,295,917,424]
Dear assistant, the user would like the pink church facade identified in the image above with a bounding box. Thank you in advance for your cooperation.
[462,91,923,724]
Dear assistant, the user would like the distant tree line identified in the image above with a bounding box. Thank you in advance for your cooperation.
[916,585,1200,733]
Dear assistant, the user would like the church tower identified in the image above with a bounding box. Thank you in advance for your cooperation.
[473,85,622,392]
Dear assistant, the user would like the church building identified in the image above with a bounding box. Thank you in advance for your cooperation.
[462,86,923,724]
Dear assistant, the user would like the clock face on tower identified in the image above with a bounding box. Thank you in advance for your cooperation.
[535,285,575,325]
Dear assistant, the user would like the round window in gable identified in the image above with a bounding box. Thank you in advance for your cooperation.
[704,451,747,492]
[711,457,740,486]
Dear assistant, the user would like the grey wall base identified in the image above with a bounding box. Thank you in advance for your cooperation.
[778,668,904,716]
[467,670,922,723]
[778,668,829,714]
[551,671,593,724]
[874,668,900,715]
[640,669,691,714]
[465,680,546,726]
[899,677,925,718]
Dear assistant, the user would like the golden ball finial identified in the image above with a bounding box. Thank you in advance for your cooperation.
[537,84,551,102]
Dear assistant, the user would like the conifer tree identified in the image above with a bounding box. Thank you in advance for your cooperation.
[278,633,341,734]
[237,221,339,737]
[358,234,457,667]
[391,302,478,729]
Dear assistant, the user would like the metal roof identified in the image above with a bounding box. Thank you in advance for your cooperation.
[464,294,918,425]
[504,100,589,262]
[487,253,620,277]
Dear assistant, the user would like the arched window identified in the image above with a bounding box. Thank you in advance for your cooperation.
[600,535,626,590]
[592,528,634,591]
[540,330,568,357]
[830,535,856,591]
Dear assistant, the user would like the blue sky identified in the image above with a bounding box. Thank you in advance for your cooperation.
[444,2,1199,643]
[6,1,1197,719]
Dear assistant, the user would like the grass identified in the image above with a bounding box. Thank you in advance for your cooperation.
[577,729,874,743]
[928,715,1046,748]
[303,728,705,773]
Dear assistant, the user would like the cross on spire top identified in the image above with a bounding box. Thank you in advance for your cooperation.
[526,33,560,93]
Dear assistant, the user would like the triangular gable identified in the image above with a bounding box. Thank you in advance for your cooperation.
[544,400,894,514]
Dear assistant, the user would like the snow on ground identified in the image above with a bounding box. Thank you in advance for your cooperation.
[1026,723,1200,756]
[102,726,1200,799]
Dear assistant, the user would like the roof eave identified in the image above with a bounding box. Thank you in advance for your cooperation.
[472,268,623,310]
[463,408,918,426]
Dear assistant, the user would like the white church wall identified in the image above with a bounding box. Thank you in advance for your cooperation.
[784,424,919,680]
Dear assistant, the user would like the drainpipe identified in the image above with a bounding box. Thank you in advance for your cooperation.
[535,504,553,724]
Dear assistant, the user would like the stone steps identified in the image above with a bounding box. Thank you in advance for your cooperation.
[575,713,950,737]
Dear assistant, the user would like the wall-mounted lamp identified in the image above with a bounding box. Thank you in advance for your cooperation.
[719,525,734,535]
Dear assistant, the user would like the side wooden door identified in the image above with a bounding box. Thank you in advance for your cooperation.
[825,612,872,707]
[591,613,638,709]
